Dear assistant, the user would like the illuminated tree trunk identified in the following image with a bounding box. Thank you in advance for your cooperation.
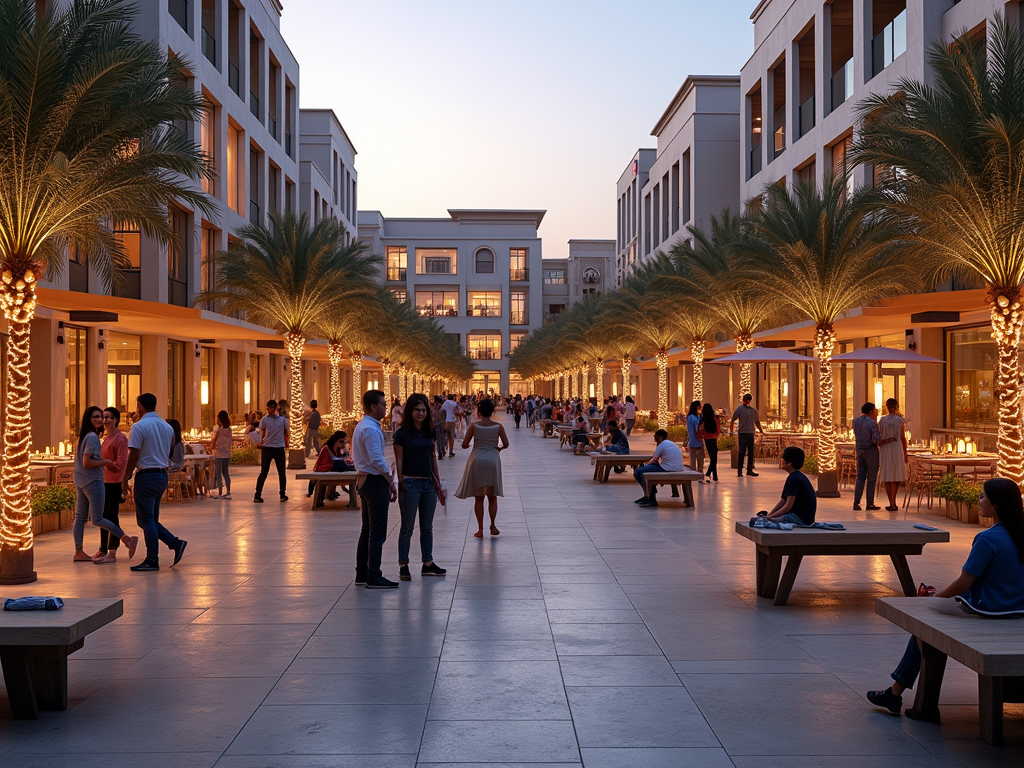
[735,333,755,399]
[690,340,707,402]
[327,342,344,425]
[579,364,588,402]
[621,356,631,402]
[656,350,669,431]
[813,324,838,485]
[568,369,575,400]
[285,331,305,451]
[990,288,1024,485]
[595,359,605,404]
[381,361,393,410]
[0,269,37,583]
[350,352,363,415]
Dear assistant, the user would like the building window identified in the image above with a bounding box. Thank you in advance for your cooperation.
[415,247,457,275]
[169,0,190,35]
[200,346,214,428]
[227,122,243,215]
[389,288,407,303]
[510,291,527,325]
[510,248,528,281]
[950,326,997,432]
[467,334,501,360]
[66,326,87,441]
[415,290,458,317]
[200,224,217,306]
[544,269,566,284]
[467,291,501,317]
[509,332,525,352]
[871,3,907,78]
[475,247,495,274]
[167,340,185,423]
[386,246,407,281]
[168,206,189,307]
[200,102,215,196]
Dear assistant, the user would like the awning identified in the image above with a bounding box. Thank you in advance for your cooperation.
[830,346,945,364]
[710,347,817,364]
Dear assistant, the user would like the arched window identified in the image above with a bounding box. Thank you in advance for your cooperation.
[475,247,495,274]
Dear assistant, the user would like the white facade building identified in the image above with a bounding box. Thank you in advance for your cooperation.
[299,109,358,239]
[541,240,616,320]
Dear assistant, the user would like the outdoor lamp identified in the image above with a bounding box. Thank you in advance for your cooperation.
[244,380,251,405]
[200,381,209,405]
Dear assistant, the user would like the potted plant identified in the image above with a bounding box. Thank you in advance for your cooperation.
[717,435,738,469]
[934,475,983,524]
[30,485,76,535]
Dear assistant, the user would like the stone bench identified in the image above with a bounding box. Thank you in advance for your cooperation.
[876,596,1024,745]
[641,470,704,507]
[0,598,123,719]
[590,454,654,482]
[295,471,359,510]
[735,521,950,606]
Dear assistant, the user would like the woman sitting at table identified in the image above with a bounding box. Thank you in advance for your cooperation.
[866,477,1024,721]
[307,431,354,503]
[571,415,590,455]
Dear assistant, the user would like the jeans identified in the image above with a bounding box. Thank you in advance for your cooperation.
[855,447,879,505]
[436,428,446,458]
[356,474,391,580]
[255,446,287,497]
[133,470,178,565]
[99,482,124,552]
[737,433,755,473]
[304,428,321,457]
[705,438,719,479]
[398,477,437,563]
[213,457,231,494]
[892,635,922,689]
[74,479,124,550]
[604,444,628,455]
[625,418,635,436]
[689,444,705,474]
[634,462,666,498]
[780,512,807,525]
[513,413,521,428]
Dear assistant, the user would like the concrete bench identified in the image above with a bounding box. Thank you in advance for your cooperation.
[735,521,950,606]
[0,598,123,719]
[294,471,359,510]
[876,596,1024,745]
[641,470,704,507]
[590,454,654,482]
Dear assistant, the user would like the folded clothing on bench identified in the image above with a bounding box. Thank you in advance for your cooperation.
[3,596,64,611]
[748,518,846,531]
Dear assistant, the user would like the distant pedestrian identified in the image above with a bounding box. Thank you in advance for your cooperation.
[210,410,233,499]
[455,398,509,538]
[699,402,720,482]
[431,396,446,460]
[512,395,523,429]
[166,419,185,473]
[254,399,289,503]
[304,400,322,457]
[93,407,131,563]
[352,389,399,588]
[622,396,637,436]
[730,393,764,477]
[852,402,884,511]
[441,393,459,456]
[686,400,704,477]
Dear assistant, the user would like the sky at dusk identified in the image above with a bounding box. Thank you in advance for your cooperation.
[282,1,755,258]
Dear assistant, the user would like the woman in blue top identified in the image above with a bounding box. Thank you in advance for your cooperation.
[867,477,1024,721]
[685,401,704,477]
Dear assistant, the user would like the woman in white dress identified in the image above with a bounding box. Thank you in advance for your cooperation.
[878,398,908,511]
[454,398,509,538]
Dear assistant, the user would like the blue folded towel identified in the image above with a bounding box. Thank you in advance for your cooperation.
[3,596,64,611]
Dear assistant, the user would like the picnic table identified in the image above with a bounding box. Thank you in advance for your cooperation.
[876,596,1024,745]
[295,471,359,510]
[588,416,603,431]
[735,520,949,606]
[590,454,654,482]
[910,454,998,476]
[641,470,704,507]
[0,598,123,719]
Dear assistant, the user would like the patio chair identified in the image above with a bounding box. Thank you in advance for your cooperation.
[165,469,194,503]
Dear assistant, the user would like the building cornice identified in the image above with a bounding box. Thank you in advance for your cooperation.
[650,75,741,138]
[447,209,546,227]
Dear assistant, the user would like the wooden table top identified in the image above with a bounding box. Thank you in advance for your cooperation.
[735,520,950,547]
[0,598,123,646]
[876,597,1024,676]
[591,454,654,464]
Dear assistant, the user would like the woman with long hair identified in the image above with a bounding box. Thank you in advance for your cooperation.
[72,406,137,563]
[867,478,1024,720]
[210,410,233,499]
[699,402,720,482]
[686,400,705,476]
[455,398,509,538]
[92,407,131,563]
[878,398,908,511]
[308,430,354,505]
[394,393,447,579]
[166,418,185,472]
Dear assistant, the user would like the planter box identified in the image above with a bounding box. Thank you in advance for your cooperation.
[941,499,980,524]
[32,508,74,536]
[730,446,738,470]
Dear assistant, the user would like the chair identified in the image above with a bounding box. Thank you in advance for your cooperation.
[839,448,857,489]
[165,469,193,502]
[904,459,943,511]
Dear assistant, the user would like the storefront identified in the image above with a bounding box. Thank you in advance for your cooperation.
[106,332,141,421]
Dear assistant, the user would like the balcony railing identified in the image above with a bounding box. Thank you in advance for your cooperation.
[249,90,260,119]
[201,27,216,64]
[468,349,500,360]
[386,267,407,281]
[830,58,855,112]
[249,200,260,226]
[872,9,907,78]
[269,116,278,140]
[798,93,815,139]
[510,311,527,326]
[285,132,293,157]
[749,142,762,178]
[228,62,240,96]
[509,268,529,281]
[416,305,459,318]
[466,307,501,317]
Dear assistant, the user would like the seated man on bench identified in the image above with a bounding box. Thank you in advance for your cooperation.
[763,446,816,525]
[634,429,683,508]
[596,422,630,473]
[867,477,1024,721]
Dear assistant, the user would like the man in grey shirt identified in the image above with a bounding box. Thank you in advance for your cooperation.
[304,399,322,458]
[730,393,764,477]
[254,399,290,503]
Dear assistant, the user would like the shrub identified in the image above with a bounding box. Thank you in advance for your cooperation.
[665,425,688,443]
[318,424,333,441]
[31,484,76,516]
[934,475,982,517]
[638,418,659,432]
[802,454,819,475]
[231,447,257,465]
[718,435,737,451]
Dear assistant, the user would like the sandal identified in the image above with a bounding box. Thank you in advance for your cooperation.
[93,553,117,564]
[474,530,484,539]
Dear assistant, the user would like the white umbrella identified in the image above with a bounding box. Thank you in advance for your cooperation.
[830,346,945,364]
[709,347,817,364]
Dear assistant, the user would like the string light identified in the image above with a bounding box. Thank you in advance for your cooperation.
[656,350,669,430]
[327,342,344,424]
[381,361,393,411]
[813,325,837,473]
[350,352,363,416]
[398,362,407,405]
[621,356,631,405]
[285,332,306,451]
[595,359,605,405]
[579,365,588,403]
[990,290,1024,485]
[691,340,707,402]
[735,333,755,397]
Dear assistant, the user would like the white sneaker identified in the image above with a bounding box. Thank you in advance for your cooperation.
[223,493,232,500]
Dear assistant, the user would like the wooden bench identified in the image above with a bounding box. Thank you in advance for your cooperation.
[294,471,359,510]
[0,598,123,719]
[735,521,950,606]
[876,596,1024,745]
[641,469,704,507]
[590,454,654,482]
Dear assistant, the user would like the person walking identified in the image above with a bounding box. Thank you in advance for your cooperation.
[730,393,764,477]
[622,396,637,436]
[254,399,289,503]
[441,393,459,456]
[73,406,138,563]
[390,399,404,432]
[304,400,322,458]
[455,398,509,538]
[92,407,132,563]
[394,393,447,581]
[512,395,523,429]
[352,389,399,588]
[210,410,233,499]
[879,398,908,511]
[852,402,884,511]
[121,393,187,571]
[699,402,720,482]
[431,396,446,460]
[685,401,705,477]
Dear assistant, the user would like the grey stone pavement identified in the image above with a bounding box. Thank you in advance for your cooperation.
[1,414,1022,767]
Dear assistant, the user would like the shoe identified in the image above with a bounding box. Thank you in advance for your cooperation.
[355,574,367,586]
[422,562,447,576]
[124,535,139,560]
[93,553,117,564]
[171,539,187,566]
[223,494,232,500]
[905,707,941,724]
[365,577,399,589]
[867,504,882,511]
[449,451,455,457]
[885,505,899,512]
[254,496,264,503]
[634,496,648,504]
[73,551,94,562]
[91,550,105,560]
[306,492,313,498]
[280,495,289,502]
[853,504,862,511]
[438,454,444,460]
[638,499,659,508]
[746,471,760,477]
[131,561,159,572]
[399,564,412,581]
[866,687,902,715]
[737,472,744,477]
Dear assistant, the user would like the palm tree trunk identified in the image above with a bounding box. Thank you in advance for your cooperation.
[398,363,407,405]
[0,269,38,584]
[327,342,344,426]
[691,340,707,402]
[814,325,840,497]
[285,332,305,452]
[579,364,588,402]
[990,288,1024,485]
[656,350,669,431]
[568,369,575,400]
[381,361,393,411]
[621,356,631,401]
[595,359,605,404]
[735,333,755,398]
[350,352,362,416]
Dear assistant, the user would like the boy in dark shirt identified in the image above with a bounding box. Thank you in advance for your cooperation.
[765,446,816,525]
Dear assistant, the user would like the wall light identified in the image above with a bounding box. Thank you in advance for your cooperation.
[244,380,251,405]
[200,380,210,405]
[874,380,884,407]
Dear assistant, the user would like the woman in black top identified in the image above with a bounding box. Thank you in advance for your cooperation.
[393,393,447,580]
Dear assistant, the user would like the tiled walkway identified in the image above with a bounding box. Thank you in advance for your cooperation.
[2,415,1022,766]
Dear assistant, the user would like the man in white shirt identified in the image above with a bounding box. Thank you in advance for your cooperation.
[352,389,399,589]
[440,393,458,457]
[254,399,290,503]
[120,393,187,571]
[633,428,684,508]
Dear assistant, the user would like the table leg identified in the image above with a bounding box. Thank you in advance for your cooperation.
[761,554,783,600]
[907,640,946,722]
[681,482,693,508]
[890,554,917,596]
[755,548,768,596]
[0,640,81,719]
[979,675,1003,745]
[670,484,680,498]
[0,646,39,719]
[347,484,358,509]
[773,555,804,606]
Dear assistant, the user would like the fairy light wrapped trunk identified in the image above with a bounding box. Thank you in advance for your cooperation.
[327,342,344,425]
[381,361,393,411]
[621,356,631,403]
[595,359,605,405]
[735,334,755,397]
[579,365,588,403]
[990,288,1024,485]
[350,352,363,415]
[690,340,707,402]
[397,363,407,405]
[656,351,669,431]
[285,332,306,452]
[813,325,840,497]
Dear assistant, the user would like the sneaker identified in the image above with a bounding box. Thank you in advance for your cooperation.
[422,562,447,576]
[866,687,903,715]
[638,499,659,508]
[131,561,159,572]
[866,504,882,511]
[365,577,399,589]
[254,496,264,503]
[223,494,232,500]
[355,574,367,586]
[853,504,862,511]
[737,472,744,477]
[634,496,648,504]
[399,564,412,581]
[280,495,289,502]
[171,539,187,566]
[746,471,760,477]
[448,451,455,457]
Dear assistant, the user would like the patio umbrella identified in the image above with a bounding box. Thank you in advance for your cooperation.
[709,347,817,364]
[829,346,945,364]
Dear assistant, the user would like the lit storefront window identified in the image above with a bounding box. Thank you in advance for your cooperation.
[950,326,998,431]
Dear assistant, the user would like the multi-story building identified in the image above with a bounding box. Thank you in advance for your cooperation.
[541,240,616,321]
[614,149,656,285]
[358,209,546,395]
[298,109,358,239]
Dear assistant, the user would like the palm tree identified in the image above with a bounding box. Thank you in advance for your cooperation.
[366,291,421,408]
[197,211,379,452]
[561,295,615,404]
[0,0,213,584]
[738,174,915,494]
[855,14,1024,484]
[320,294,389,421]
